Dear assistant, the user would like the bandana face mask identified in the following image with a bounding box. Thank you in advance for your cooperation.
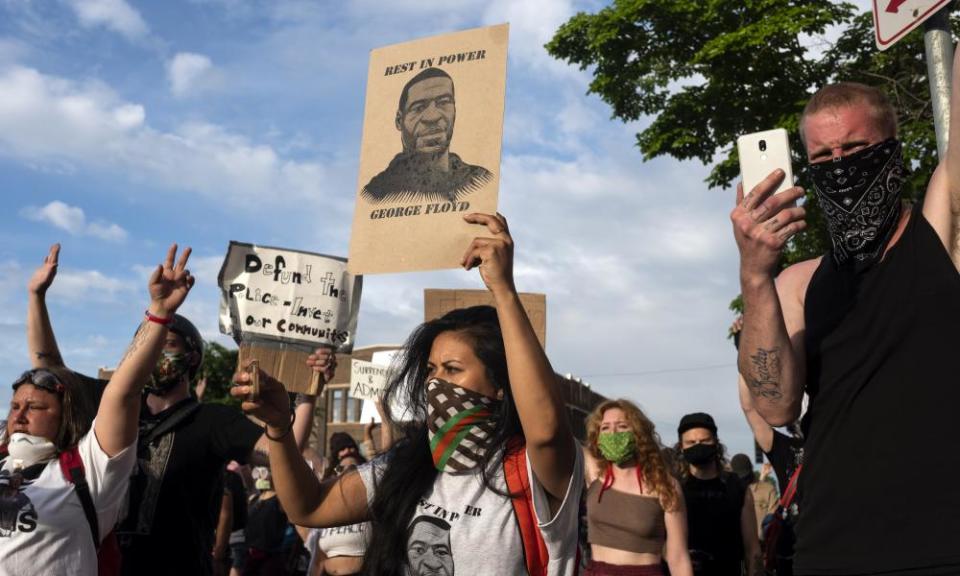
[807,138,906,270]
[597,431,636,465]
[145,351,191,396]
[426,378,500,473]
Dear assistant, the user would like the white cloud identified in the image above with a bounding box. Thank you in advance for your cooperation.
[20,200,128,242]
[167,52,215,98]
[47,269,135,303]
[66,0,149,40]
[21,200,84,234]
[0,65,328,207]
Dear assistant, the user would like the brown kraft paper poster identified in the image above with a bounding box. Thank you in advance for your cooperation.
[348,23,509,274]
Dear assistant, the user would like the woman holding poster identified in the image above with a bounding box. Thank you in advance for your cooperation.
[233,213,582,576]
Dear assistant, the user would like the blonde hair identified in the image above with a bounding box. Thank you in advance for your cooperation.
[585,399,680,512]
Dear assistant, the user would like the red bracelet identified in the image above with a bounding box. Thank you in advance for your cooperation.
[145,310,172,325]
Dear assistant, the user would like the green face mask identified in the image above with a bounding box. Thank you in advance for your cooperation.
[597,431,636,464]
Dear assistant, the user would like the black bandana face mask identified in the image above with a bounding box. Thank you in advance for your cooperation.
[807,138,906,270]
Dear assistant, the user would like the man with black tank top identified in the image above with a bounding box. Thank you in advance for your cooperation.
[731,47,960,575]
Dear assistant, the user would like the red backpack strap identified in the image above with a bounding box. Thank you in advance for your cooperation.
[59,446,101,549]
[503,438,549,576]
[779,464,803,509]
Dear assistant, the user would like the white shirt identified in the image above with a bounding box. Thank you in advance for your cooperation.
[0,422,135,576]
[358,446,583,576]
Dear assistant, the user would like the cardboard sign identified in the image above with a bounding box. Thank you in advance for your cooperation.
[236,342,322,395]
[348,24,509,274]
[218,241,362,353]
[423,288,546,348]
[349,359,389,401]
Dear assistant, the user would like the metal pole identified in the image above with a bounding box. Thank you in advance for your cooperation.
[924,7,954,158]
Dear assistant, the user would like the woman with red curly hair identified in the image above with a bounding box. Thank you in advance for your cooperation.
[584,399,693,576]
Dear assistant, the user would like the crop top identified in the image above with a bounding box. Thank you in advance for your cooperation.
[308,522,369,559]
[586,480,666,555]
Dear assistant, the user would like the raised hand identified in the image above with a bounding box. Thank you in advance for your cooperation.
[28,243,60,296]
[461,212,515,295]
[306,346,337,385]
[149,244,194,316]
[230,361,291,429]
[730,171,807,281]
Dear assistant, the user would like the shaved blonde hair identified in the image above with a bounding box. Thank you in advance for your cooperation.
[799,82,898,145]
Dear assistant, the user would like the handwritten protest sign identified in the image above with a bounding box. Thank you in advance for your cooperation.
[218,242,362,393]
[349,24,509,274]
[350,359,388,402]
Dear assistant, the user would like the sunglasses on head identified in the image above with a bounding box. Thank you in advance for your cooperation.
[12,369,65,395]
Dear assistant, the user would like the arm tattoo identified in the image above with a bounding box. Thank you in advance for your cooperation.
[746,347,783,402]
[117,321,149,369]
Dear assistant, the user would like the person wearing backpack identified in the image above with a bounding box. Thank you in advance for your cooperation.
[736,374,803,576]
[25,244,332,576]
[0,243,194,576]
[676,412,761,576]
[233,213,583,576]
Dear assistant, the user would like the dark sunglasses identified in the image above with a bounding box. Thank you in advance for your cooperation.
[12,369,65,395]
[334,463,357,476]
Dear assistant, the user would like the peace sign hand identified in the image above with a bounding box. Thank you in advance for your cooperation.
[148,244,195,317]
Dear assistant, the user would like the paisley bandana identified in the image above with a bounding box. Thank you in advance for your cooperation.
[426,378,500,473]
[807,138,906,270]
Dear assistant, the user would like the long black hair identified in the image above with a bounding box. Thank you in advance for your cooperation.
[362,306,522,576]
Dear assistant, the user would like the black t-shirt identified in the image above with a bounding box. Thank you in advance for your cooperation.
[798,205,960,575]
[244,495,289,553]
[119,400,262,576]
[225,469,248,531]
[683,472,745,576]
[764,430,803,499]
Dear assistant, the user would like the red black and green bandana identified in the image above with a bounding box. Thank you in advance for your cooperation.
[426,378,500,473]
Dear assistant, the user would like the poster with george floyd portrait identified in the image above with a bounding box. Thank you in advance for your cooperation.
[348,23,509,274]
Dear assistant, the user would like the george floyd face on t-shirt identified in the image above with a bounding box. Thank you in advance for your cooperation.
[407,515,454,576]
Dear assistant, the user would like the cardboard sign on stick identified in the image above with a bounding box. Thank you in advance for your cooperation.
[348,24,509,274]
[219,242,362,394]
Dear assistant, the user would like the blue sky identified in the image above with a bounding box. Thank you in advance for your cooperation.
[0,0,877,459]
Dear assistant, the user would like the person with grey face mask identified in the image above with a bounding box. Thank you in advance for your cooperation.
[1,243,194,576]
[730,50,960,575]
[25,244,335,576]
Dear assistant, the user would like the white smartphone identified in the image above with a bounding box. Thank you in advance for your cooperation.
[737,128,794,195]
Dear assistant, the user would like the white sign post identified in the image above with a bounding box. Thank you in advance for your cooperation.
[872,0,953,51]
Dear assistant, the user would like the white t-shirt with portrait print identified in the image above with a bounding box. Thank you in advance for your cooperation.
[357,445,583,576]
[0,421,136,576]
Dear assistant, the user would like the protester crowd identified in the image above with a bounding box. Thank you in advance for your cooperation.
[2,44,960,576]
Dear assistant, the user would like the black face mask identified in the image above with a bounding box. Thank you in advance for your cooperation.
[683,443,718,466]
[807,138,906,271]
